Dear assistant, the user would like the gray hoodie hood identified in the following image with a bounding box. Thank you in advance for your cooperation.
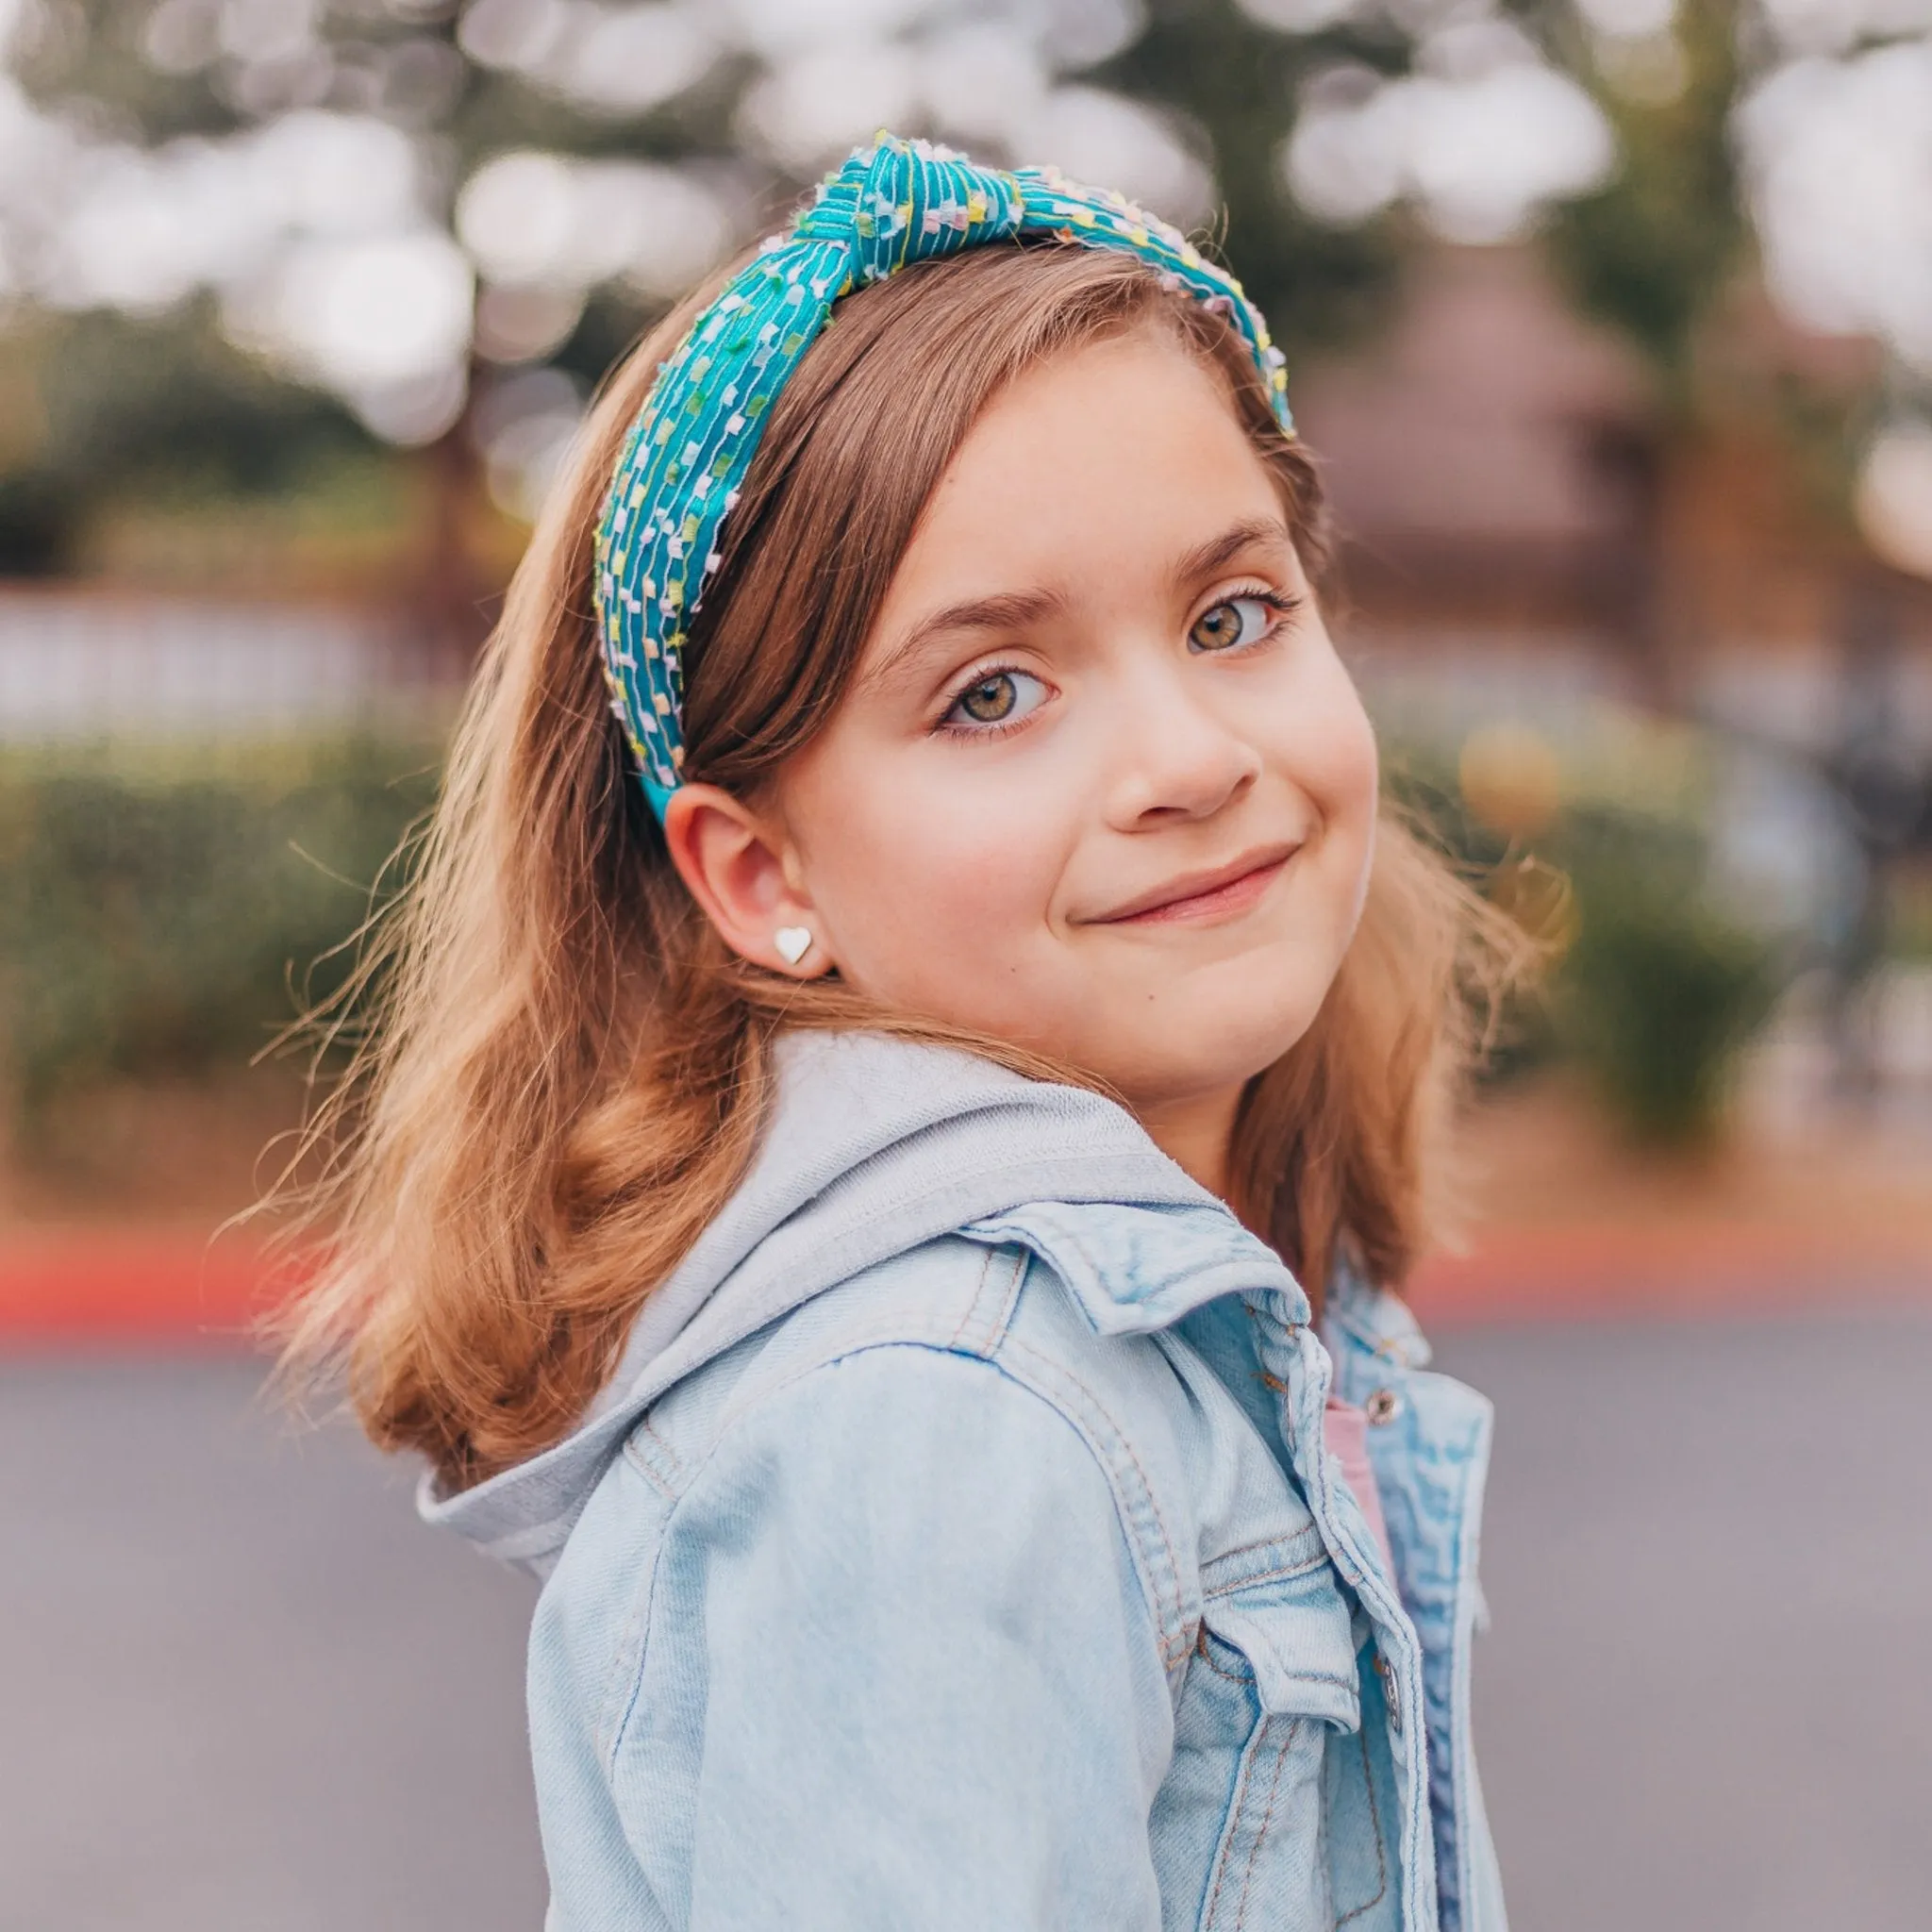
[422,1030,1274,1572]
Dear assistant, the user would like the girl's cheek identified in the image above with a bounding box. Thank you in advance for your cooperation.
[1340,704,1382,828]
[820,760,1063,971]
[1292,656,1379,824]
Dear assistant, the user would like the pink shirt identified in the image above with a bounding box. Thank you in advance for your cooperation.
[1324,1395,1397,1579]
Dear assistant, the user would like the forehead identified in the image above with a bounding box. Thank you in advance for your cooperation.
[886,329,1283,605]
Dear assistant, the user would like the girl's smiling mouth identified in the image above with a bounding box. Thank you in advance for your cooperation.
[1090,843,1302,927]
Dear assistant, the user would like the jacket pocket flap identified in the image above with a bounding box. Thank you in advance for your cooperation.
[1201,1568,1362,1732]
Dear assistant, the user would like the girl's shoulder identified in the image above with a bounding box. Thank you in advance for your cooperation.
[605,1224,1221,1541]
[554,1214,1336,1672]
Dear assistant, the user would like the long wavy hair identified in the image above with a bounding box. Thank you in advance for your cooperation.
[275,240,1525,1490]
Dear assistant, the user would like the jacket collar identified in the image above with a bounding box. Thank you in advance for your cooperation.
[1325,1255,1434,1370]
[424,1032,1303,1566]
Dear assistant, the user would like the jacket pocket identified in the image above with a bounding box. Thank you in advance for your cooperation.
[1179,1527,1369,1932]
[1322,1645,1397,1926]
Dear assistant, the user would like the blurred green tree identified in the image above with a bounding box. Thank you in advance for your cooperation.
[0,741,440,1121]
[0,0,1439,626]
[1534,0,1747,397]
[1,0,1901,641]
[0,0,754,628]
[1097,0,1406,351]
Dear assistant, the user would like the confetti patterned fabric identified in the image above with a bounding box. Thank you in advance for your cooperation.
[593,135,1294,822]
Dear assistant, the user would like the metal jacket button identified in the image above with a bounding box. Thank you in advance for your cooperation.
[1363,1387,1401,1426]
[1374,1650,1402,1733]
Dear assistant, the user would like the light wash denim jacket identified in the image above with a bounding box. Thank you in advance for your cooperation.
[426,1033,1507,1932]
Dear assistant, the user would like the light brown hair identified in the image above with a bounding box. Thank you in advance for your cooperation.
[277,241,1524,1489]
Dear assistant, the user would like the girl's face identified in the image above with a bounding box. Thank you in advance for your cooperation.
[677,329,1380,1139]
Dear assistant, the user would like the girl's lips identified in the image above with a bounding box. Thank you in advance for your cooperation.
[1093,845,1300,926]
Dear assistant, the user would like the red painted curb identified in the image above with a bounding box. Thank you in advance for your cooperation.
[1407,1222,1932,1324]
[1,1221,1926,1347]
[0,1231,291,1348]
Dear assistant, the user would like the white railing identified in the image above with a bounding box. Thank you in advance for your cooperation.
[0,589,459,739]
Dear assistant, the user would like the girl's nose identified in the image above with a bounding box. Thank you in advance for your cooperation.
[1100,675,1263,830]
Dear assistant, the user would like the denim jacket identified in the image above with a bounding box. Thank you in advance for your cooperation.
[425,1033,1506,1932]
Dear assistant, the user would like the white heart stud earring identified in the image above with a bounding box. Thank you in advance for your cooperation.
[774,925,812,967]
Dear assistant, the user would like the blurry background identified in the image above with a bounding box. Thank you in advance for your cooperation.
[0,2,1927,1927]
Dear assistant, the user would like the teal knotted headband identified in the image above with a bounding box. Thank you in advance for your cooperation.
[593,134,1294,822]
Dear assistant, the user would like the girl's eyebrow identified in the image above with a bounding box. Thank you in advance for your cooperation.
[1169,516,1296,591]
[867,517,1293,694]
[865,587,1069,691]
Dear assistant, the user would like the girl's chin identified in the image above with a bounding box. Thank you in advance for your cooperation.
[871,953,1327,1089]
[1079,1013,1324,1108]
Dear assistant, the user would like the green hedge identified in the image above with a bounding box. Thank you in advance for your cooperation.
[1,734,1790,1152]
[0,740,439,1121]
[1387,756,1788,1144]
[1556,815,1782,1143]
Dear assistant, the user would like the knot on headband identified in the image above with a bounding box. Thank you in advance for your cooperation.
[793,140,1025,287]
[594,135,1293,822]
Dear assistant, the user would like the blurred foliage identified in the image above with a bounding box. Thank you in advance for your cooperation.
[11,0,1873,599]
[0,0,753,598]
[1556,813,1783,1143]
[1390,749,1789,1143]
[0,305,375,575]
[4,0,1424,575]
[0,728,1801,1150]
[1102,0,1404,353]
[1536,0,1747,396]
[0,740,437,1122]
[37,305,370,492]
[5,0,1890,564]
[45,0,753,162]
[1891,869,1932,961]
[80,448,419,592]
[1385,757,1560,1086]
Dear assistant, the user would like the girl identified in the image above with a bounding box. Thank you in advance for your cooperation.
[289,138,1518,1930]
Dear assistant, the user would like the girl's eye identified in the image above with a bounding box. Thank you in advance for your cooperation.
[942,668,1050,731]
[1189,594,1282,654]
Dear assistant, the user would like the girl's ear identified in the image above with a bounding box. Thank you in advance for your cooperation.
[660,783,829,978]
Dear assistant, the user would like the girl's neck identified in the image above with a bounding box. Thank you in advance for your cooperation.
[1132,1085,1243,1201]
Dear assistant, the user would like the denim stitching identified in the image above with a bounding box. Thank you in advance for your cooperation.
[823,1311,1005,1361]
[945,1246,1001,1354]
[945,1244,1027,1358]
[596,1481,675,1767]
[1242,1298,1303,1337]
[998,1332,1191,1666]
[626,1411,689,1489]
[1203,1556,1330,1596]
[726,1305,995,1385]
[620,1430,678,1501]
[1201,1648,1357,1699]
[1233,1719,1303,1931]
[605,1305,986,1764]
[641,1412,685,1471]
[981,1245,1028,1354]
[1335,1722,1389,1926]
[1202,1541,1329,1597]
[1194,1625,1254,1684]
[608,1331,1176,1753]
[1196,1605,1361,1699]
[1205,1526,1325,1572]
[1199,1715,1267,1930]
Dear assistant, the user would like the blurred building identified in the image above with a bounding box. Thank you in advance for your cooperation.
[1298,242,1932,784]
[0,588,447,741]
[1297,242,1649,653]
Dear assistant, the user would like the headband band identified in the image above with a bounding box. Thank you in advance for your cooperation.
[593,135,1294,822]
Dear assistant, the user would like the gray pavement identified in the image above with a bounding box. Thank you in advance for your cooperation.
[3,1310,1928,1930]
